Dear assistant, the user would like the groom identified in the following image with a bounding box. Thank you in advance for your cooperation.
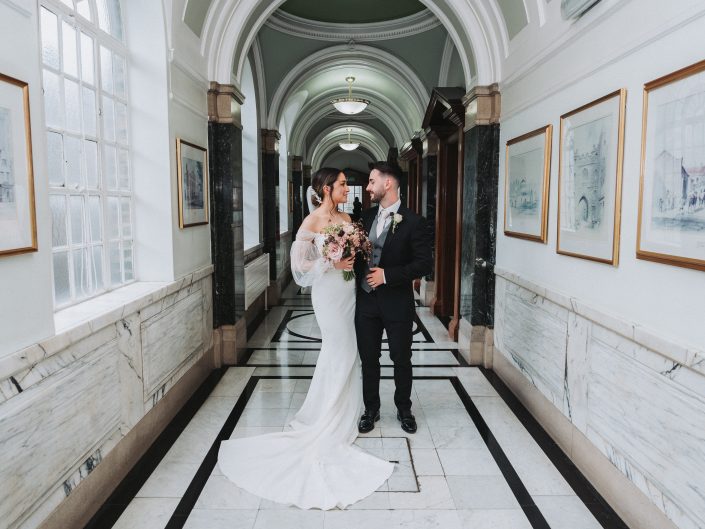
[355,162,433,434]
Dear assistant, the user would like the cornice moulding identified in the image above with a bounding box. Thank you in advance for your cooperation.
[264,9,442,41]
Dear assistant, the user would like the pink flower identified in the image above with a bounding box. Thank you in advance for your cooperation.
[327,243,343,261]
[343,223,354,234]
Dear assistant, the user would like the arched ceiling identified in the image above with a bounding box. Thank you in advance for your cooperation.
[194,0,528,165]
[279,0,426,24]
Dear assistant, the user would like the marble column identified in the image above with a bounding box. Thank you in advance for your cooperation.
[207,82,247,363]
[421,132,439,279]
[292,156,303,235]
[458,84,501,364]
[261,129,280,281]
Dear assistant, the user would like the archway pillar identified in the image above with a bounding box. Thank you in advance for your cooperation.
[260,129,282,304]
[457,83,501,367]
[292,155,304,235]
[207,82,247,365]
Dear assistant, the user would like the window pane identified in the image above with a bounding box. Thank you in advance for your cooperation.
[92,245,104,290]
[64,79,81,133]
[47,132,64,187]
[115,101,127,144]
[80,33,94,84]
[117,148,129,190]
[43,70,63,129]
[113,54,126,98]
[96,0,110,35]
[100,46,113,94]
[107,196,119,239]
[82,86,96,136]
[40,8,60,69]
[120,198,131,238]
[96,0,123,41]
[76,0,91,20]
[84,140,98,188]
[102,95,115,141]
[53,251,71,305]
[123,241,133,281]
[64,135,82,189]
[109,240,121,285]
[61,21,78,77]
[50,194,67,247]
[72,247,89,299]
[103,144,117,190]
[70,194,85,244]
[88,195,102,242]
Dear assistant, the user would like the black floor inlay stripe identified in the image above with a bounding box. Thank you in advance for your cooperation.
[82,368,229,529]
[479,368,630,529]
[451,377,551,529]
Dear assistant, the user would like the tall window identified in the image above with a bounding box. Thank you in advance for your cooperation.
[342,186,363,213]
[40,0,133,308]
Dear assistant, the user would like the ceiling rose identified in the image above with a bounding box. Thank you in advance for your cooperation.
[331,76,370,115]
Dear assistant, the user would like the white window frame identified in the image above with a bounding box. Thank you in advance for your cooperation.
[41,0,134,310]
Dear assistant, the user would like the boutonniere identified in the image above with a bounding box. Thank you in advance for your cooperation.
[391,213,403,233]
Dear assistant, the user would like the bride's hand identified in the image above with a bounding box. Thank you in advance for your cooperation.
[333,256,355,270]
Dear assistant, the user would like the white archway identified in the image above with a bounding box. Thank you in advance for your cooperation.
[202,0,504,88]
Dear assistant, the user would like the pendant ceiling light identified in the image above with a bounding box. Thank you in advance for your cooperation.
[338,128,359,151]
[331,76,369,115]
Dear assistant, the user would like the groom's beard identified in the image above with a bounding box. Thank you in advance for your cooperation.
[369,189,386,203]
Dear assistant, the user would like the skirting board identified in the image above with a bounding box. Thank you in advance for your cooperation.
[492,348,679,529]
[37,349,214,529]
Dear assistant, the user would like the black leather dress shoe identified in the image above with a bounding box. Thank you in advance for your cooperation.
[397,409,417,434]
[358,409,380,433]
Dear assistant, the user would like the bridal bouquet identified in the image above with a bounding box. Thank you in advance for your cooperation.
[321,222,372,281]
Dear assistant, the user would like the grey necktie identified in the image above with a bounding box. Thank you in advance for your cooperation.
[376,210,390,238]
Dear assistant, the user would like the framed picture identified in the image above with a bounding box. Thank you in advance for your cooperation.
[176,138,209,228]
[637,60,705,271]
[504,124,552,242]
[0,73,37,256]
[557,88,626,264]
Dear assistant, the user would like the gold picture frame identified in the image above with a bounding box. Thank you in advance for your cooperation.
[504,125,552,242]
[0,73,37,256]
[176,138,209,228]
[637,59,705,272]
[557,88,626,265]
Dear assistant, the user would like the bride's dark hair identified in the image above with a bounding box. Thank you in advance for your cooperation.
[311,167,341,208]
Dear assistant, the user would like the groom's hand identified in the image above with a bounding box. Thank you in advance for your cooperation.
[366,267,385,289]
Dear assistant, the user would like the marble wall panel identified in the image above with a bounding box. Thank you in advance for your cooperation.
[141,291,203,398]
[0,341,122,529]
[587,332,705,529]
[495,278,569,412]
[495,271,705,529]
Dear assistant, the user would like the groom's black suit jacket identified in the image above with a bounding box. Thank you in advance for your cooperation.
[355,205,433,321]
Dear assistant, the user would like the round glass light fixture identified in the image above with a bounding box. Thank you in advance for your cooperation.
[338,128,359,151]
[331,76,370,115]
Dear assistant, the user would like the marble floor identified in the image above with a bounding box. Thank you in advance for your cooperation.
[86,281,628,529]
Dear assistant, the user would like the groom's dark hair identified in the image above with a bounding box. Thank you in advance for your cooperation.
[371,161,402,188]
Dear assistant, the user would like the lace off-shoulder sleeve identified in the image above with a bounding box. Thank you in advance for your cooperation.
[290,230,333,287]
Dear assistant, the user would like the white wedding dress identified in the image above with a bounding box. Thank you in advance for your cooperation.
[217,229,394,510]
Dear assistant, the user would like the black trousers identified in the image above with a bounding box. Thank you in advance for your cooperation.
[355,290,413,412]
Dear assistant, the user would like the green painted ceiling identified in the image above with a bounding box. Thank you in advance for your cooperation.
[184,0,213,37]
[306,115,395,149]
[279,0,426,24]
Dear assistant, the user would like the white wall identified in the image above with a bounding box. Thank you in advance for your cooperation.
[497,0,705,349]
[168,0,211,278]
[0,1,56,356]
[241,57,261,250]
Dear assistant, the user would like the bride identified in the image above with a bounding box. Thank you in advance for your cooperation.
[217,167,394,510]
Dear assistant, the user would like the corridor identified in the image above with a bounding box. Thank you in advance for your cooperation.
[88,282,625,529]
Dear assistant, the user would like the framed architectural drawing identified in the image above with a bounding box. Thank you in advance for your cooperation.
[176,138,209,228]
[557,89,626,264]
[637,59,705,271]
[504,125,552,242]
[0,73,37,256]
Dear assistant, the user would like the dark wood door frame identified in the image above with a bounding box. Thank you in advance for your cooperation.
[421,88,466,340]
[400,139,423,214]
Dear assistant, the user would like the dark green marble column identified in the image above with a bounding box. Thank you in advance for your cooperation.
[292,156,303,235]
[261,129,280,281]
[459,85,501,329]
